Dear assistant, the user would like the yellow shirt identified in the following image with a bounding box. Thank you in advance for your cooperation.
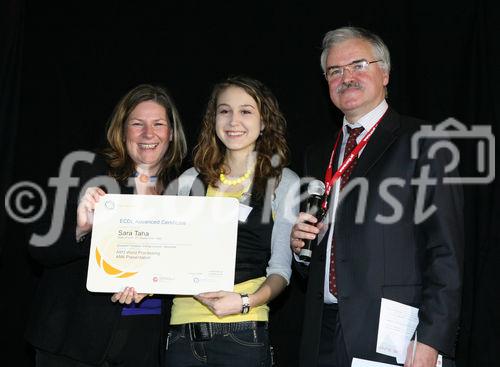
[170,184,269,324]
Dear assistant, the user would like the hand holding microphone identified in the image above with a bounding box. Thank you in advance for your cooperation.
[290,180,326,262]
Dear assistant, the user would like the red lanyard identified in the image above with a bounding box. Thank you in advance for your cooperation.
[322,113,386,211]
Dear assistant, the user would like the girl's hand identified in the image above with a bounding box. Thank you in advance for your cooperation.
[195,291,245,317]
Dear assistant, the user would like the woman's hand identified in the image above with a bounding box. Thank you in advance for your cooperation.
[76,186,106,240]
[195,291,244,317]
[111,287,148,304]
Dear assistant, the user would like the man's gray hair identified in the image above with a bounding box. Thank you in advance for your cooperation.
[320,26,391,74]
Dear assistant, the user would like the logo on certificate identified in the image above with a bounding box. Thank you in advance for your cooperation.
[93,234,142,279]
[95,246,138,278]
[104,200,115,210]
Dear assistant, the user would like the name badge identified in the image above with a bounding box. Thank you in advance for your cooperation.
[238,203,253,222]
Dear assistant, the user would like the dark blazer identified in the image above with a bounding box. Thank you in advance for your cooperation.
[297,108,464,366]
[25,154,173,365]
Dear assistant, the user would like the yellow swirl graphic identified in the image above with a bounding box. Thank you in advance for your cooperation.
[95,247,137,278]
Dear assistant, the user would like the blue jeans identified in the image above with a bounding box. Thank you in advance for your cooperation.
[165,322,272,367]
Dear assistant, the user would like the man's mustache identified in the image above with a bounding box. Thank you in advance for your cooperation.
[336,81,363,94]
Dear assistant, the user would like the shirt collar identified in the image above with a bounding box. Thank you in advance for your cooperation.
[342,100,388,134]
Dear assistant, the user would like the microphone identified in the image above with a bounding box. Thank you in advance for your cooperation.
[299,180,326,261]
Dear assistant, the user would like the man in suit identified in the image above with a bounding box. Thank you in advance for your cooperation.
[290,26,463,367]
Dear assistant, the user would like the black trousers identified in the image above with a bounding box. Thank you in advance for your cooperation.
[36,314,161,367]
[318,303,350,367]
[317,304,457,367]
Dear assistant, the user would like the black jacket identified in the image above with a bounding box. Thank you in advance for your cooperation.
[296,109,464,365]
[25,153,173,365]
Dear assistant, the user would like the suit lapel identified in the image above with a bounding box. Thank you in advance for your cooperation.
[350,108,401,180]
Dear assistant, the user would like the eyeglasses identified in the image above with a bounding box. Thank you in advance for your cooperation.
[324,59,382,81]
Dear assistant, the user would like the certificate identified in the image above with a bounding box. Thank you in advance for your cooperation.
[376,298,419,363]
[86,194,239,295]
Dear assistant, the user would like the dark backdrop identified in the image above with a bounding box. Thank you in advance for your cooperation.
[1,1,499,366]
